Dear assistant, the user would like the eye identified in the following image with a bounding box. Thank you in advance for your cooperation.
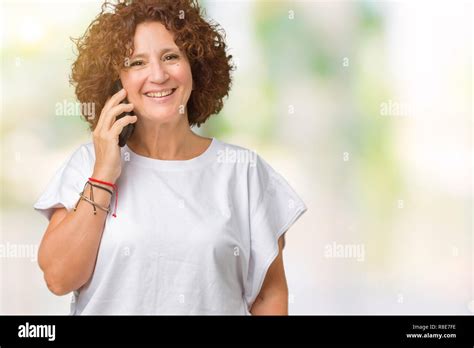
[130,60,144,67]
[163,54,179,61]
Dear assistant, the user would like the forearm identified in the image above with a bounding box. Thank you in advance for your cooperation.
[250,290,288,315]
[38,181,112,295]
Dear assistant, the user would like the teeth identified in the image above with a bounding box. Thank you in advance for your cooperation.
[145,89,174,98]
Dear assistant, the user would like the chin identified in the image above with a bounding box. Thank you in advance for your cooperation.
[142,109,181,123]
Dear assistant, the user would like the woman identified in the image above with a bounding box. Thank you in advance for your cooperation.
[34,0,307,315]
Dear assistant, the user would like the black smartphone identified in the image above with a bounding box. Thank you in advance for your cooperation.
[111,80,135,147]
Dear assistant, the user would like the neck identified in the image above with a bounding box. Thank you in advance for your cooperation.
[126,115,201,160]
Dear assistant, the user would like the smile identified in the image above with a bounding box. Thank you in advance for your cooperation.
[144,88,177,98]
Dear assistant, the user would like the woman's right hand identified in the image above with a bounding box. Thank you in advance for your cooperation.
[92,88,137,183]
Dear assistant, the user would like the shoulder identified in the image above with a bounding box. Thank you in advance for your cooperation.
[78,141,95,158]
[64,141,95,168]
[214,138,282,188]
[215,138,262,170]
[215,138,255,156]
[62,141,94,156]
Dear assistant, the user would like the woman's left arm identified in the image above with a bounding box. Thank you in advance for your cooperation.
[250,235,289,315]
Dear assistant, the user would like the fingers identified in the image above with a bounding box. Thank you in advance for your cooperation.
[101,102,135,130]
[95,88,128,131]
[110,115,138,137]
[105,88,127,114]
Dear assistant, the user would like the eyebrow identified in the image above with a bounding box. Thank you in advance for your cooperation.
[130,48,178,59]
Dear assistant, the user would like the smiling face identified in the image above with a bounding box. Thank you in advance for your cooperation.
[119,21,193,124]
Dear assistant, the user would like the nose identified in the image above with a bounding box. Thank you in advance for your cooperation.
[148,59,169,84]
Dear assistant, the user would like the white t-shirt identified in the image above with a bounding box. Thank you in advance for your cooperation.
[34,137,307,315]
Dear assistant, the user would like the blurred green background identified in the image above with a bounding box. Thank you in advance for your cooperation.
[0,0,472,314]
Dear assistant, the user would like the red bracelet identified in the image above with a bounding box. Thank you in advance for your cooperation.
[88,177,118,218]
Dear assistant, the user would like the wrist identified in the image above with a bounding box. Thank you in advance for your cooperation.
[91,170,118,184]
[87,175,119,218]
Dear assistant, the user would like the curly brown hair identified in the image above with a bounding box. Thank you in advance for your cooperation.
[70,0,234,130]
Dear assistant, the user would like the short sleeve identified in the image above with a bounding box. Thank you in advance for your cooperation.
[244,154,307,310]
[33,144,94,221]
